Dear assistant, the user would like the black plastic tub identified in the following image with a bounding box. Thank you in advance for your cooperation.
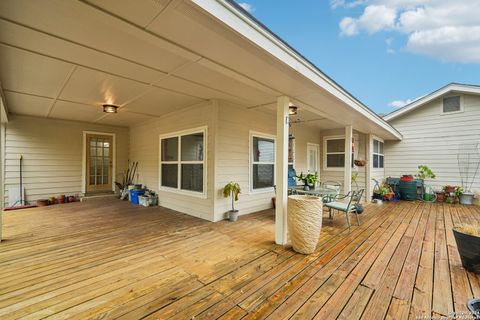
[453,228,480,274]
[467,299,480,320]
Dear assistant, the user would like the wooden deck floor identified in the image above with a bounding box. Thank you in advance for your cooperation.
[1,200,479,319]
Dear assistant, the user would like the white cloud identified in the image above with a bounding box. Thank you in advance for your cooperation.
[388,94,425,108]
[388,99,413,108]
[334,1,480,63]
[238,2,254,13]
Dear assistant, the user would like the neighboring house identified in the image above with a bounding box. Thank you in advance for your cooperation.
[384,83,480,204]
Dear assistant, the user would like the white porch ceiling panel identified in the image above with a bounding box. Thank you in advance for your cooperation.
[0,0,400,139]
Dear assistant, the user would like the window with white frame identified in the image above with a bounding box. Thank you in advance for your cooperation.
[372,139,384,169]
[442,96,461,113]
[251,134,275,190]
[160,128,206,194]
[323,136,355,169]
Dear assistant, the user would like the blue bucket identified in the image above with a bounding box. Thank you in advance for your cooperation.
[129,189,145,205]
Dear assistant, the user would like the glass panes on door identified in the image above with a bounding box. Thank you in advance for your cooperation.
[88,136,111,186]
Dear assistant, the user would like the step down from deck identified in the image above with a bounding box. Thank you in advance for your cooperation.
[81,192,117,202]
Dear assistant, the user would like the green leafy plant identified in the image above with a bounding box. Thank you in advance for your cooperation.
[379,185,390,196]
[455,186,464,197]
[415,165,436,180]
[223,182,241,211]
[296,172,318,186]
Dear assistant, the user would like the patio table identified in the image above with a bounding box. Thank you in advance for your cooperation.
[288,186,338,201]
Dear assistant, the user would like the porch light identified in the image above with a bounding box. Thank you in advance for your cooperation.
[288,105,298,115]
[102,104,118,113]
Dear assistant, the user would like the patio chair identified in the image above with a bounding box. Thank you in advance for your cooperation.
[321,180,342,203]
[324,189,364,229]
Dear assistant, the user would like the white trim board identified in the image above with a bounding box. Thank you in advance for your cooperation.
[82,131,116,194]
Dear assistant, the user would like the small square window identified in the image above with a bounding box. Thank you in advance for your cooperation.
[443,96,461,113]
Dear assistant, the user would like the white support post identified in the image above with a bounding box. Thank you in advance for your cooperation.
[344,125,353,195]
[275,96,289,245]
[365,134,372,202]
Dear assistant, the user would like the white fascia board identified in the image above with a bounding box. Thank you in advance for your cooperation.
[384,83,480,121]
[191,0,402,140]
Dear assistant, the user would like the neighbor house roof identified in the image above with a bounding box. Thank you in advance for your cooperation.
[384,83,480,122]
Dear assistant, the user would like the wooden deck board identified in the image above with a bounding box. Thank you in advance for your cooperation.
[0,200,479,319]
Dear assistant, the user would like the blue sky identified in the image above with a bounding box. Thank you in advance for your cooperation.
[235,0,480,114]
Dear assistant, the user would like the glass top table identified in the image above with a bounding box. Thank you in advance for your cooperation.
[288,186,339,198]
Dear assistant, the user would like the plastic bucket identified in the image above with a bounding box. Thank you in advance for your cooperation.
[129,189,145,205]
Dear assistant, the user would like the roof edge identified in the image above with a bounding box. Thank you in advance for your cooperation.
[192,0,402,140]
[384,83,480,122]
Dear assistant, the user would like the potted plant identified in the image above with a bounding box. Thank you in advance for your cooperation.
[415,165,436,181]
[354,159,367,167]
[453,224,480,274]
[296,172,318,190]
[223,182,241,222]
[435,186,445,203]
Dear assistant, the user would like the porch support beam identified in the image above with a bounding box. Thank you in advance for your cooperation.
[365,133,372,202]
[275,95,289,245]
[344,125,353,195]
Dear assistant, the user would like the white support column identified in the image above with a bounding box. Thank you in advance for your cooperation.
[344,125,353,195]
[275,96,289,245]
[365,134,372,202]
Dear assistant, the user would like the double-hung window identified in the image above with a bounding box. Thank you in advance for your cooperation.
[372,139,384,169]
[251,134,275,191]
[160,128,206,196]
[323,136,355,170]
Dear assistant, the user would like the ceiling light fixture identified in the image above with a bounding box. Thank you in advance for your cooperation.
[288,105,298,115]
[102,104,118,113]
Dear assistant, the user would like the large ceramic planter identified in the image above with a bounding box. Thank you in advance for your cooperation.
[453,227,480,274]
[460,193,475,205]
[287,195,323,254]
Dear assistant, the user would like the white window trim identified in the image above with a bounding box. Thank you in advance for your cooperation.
[371,136,384,170]
[322,134,358,172]
[249,131,276,194]
[440,94,464,115]
[158,126,207,199]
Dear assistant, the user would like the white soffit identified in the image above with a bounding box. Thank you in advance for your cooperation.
[49,100,104,123]
[122,86,204,117]
[4,92,54,118]
[0,45,73,98]
[59,67,150,107]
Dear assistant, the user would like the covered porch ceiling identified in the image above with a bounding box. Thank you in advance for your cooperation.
[0,0,401,140]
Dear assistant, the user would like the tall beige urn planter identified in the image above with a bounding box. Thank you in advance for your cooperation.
[287,195,323,254]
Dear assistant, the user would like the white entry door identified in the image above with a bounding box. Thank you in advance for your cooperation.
[307,143,320,174]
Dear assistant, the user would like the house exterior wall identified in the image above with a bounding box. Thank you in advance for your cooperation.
[2,115,129,206]
[319,128,369,199]
[212,102,322,221]
[129,101,216,221]
[385,93,480,201]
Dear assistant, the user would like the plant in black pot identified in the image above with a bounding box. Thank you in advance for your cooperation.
[453,224,480,274]
[296,172,318,191]
[223,182,241,222]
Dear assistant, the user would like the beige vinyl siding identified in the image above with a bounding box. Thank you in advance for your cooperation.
[129,101,215,221]
[213,102,322,221]
[213,102,275,221]
[320,129,368,199]
[385,94,480,198]
[3,115,128,206]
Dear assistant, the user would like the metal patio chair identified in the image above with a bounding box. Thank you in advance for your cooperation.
[324,189,364,229]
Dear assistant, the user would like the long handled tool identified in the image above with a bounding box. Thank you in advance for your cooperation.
[5,155,36,211]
